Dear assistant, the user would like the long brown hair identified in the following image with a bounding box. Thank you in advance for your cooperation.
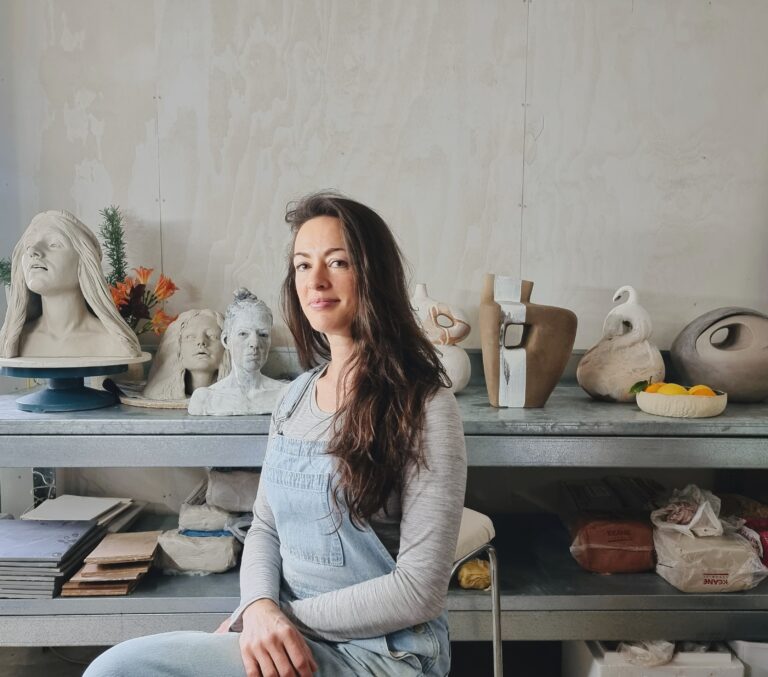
[281,192,449,526]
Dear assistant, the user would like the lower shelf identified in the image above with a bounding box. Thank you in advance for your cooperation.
[1,515,767,645]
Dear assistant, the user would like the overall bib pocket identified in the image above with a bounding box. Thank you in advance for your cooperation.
[262,464,344,567]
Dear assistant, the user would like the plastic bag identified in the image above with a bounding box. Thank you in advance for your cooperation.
[617,640,675,666]
[157,530,241,575]
[654,528,768,592]
[206,469,260,512]
[559,479,659,574]
[744,518,768,565]
[568,518,654,574]
[677,641,712,653]
[651,484,723,537]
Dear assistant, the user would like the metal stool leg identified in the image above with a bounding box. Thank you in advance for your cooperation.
[487,544,503,677]
[452,542,503,677]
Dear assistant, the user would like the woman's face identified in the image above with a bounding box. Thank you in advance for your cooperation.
[293,216,357,339]
[225,310,271,374]
[180,314,225,373]
[21,220,80,296]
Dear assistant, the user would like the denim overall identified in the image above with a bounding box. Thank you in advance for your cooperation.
[263,369,451,676]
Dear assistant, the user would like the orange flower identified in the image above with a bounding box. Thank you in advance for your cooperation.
[133,266,154,286]
[110,279,134,307]
[154,274,179,301]
[109,285,125,307]
[150,309,177,335]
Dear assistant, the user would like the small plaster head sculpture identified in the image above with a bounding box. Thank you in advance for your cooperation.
[0,210,141,358]
[187,290,284,415]
[143,309,229,400]
[222,288,273,376]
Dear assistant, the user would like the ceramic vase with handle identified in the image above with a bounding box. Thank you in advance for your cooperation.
[671,307,768,403]
[479,274,577,408]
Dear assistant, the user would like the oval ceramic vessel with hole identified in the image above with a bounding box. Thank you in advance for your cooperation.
[636,389,727,418]
[670,307,768,403]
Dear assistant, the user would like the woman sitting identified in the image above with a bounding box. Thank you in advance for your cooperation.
[85,193,467,676]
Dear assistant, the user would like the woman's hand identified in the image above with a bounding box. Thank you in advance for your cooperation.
[238,599,318,677]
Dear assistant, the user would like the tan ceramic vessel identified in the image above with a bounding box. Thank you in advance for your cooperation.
[479,275,577,408]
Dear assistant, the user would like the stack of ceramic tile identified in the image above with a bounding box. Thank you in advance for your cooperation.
[21,495,145,533]
[61,531,162,597]
[0,519,104,598]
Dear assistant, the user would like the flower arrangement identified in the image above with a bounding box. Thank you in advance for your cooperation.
[98,205,179,336]
[110,267,179,335]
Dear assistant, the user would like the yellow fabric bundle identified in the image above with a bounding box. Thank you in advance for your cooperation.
[457,558,490,589]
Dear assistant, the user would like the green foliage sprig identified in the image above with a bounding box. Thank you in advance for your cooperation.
[99,205,128,286]
[0,258,11,287]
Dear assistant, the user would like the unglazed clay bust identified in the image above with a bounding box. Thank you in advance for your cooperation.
[410,283,472,393]
[577,286,665,402]
[671,307,768,403]
[188,289,285,416]
[141,309,229,402]
[479,275,577,408]
[0,210,141,359]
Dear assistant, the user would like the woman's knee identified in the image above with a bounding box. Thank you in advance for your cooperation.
[84,636,150,677]
[84,631,242,677]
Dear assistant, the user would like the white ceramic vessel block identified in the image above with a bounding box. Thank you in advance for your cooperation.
[495,276,527,408]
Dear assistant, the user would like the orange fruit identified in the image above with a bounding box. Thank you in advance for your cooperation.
[688,384,716,397]
[644,382,665,393]
[657,383,689,395]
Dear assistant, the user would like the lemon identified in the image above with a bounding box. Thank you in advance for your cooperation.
[689,384,716,397]
[644,382,665,393]
[657,383,689,395]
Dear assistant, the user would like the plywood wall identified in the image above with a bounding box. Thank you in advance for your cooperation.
[2,1,767,511]
[4,0,765,353]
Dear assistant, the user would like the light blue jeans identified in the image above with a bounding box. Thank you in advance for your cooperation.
[83,630,429,676]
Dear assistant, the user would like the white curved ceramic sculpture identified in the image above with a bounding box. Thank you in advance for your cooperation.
[577,285,664,402]
[188,289,285,416]
[410,283,471,393]
[129,309,229,407]
[0,210,141,359]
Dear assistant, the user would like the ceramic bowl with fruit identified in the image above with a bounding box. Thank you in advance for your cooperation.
[630,381,727,418]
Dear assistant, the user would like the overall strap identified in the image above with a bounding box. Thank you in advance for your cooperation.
[273,366,324,434]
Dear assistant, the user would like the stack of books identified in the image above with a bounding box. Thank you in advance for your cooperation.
[0,520,104,598]
[61,531,162,597]
[21,495,144,533]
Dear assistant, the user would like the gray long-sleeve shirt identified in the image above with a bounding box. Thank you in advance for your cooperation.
[231,370,467,641]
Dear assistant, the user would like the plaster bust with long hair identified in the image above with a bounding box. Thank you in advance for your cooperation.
[0,210,141,358]
[143,309,230,401]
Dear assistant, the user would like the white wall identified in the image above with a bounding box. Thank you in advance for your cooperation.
[2,0,767,510]
[4,0,765,351]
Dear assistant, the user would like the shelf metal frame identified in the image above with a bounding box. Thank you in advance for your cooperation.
[1,386,768,645]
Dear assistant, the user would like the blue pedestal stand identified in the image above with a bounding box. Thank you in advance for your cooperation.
[0,364,128,412]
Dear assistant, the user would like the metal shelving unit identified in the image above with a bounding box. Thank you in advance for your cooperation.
[1,386,767,645]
